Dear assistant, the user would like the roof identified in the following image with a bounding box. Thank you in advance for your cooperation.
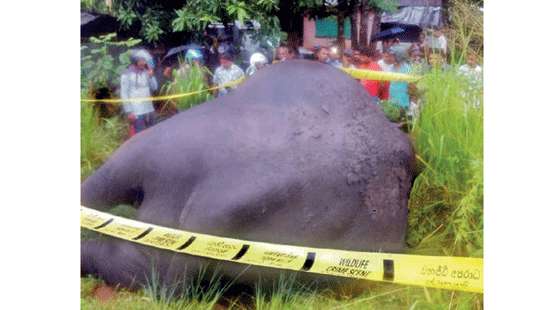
[81,12,98,26]
[398,0,442,6]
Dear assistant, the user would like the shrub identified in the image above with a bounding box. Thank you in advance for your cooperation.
[407,68,483,256]
[159,61,213,112]
[81,99,126,180]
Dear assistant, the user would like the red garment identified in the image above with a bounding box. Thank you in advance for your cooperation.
[359,62,387,99]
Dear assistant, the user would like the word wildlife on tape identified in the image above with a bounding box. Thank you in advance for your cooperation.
[81,206,483,293]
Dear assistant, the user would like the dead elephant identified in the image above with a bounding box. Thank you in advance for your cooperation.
[81,60,416,292]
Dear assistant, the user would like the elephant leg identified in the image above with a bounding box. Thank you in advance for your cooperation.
[81,239,155,290]
[82,238,198,294]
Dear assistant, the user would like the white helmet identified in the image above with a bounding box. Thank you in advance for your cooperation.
[250,52,268,66]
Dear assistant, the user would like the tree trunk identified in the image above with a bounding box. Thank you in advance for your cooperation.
[350,7,359,49]
[369,11,381,50]
[359,1,370,47]
[337,12,345,50]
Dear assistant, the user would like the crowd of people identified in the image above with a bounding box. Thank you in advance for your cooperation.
[119,31,482,136]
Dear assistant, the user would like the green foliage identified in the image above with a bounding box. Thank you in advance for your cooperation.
[380,99,406,123]
[367,0,398,13]
[110,0,176,44]
[81,33,142,93]
[407,68,483,257]
[81,0,110,13]
[160,61,213,112]
[297,0,397,17]
[80,99,126,180]
[83,0,281,43]
[172,0,280,36]
[448,0,484,63]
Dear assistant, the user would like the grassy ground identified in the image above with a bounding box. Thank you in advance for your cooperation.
[81,100,126,180]
[81,276,482,309]
[80,65,483,308]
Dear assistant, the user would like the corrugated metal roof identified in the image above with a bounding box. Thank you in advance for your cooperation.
[81,12,98,26]
[398,0,442,6]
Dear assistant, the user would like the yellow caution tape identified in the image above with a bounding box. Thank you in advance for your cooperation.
[341,67,422,82]
[81,68,421,104]
[80,77,245,104]
[81,206,483,293]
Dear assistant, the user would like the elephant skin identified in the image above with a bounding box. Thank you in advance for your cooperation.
[81,60,415,292]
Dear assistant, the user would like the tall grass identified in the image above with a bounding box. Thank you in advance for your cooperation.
[447,0,483,64]
[407,68,483,256]
[80,100,126,180]
[160,62,212,113]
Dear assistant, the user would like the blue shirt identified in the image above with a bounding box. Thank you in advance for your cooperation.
[389,63,411,109]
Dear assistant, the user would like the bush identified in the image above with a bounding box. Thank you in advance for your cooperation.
[407,68,483,256]
[81,99,126,180]
[380,99,406,123]
[160,61,213,112]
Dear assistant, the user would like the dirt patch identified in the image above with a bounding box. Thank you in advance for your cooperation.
[92,284,117,303]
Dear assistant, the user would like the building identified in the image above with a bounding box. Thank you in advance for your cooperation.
[302,0,443,49]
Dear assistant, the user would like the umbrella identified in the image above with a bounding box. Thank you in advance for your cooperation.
[371,27,405,41]
[162,43,204,63]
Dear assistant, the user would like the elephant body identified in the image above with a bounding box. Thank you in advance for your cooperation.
[81,60,415,291]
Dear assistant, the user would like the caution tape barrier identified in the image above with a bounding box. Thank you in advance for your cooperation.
[81,206,483,293]
[80,68,421,104]
[341,67,421,82]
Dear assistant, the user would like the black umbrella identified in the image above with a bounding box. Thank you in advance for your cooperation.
[161,43,204,64]
[371,27,405,41]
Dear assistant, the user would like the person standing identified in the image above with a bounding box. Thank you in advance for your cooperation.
[409,47,429,75]
[374,49,393,100]
[387,46,412,109]
[273,45,290,63]
[175,49,206,79]
[315,46,330,64]
[458,52,483,107]
[246,52,268,76]
[341,48,356,69]
[459,52,483,82]
[212,51,245,97]
[433,27,448,56]
[377,50,394,73]
[358,47,384,99]
[427,49,450,71]
[327,45,342,68]
[120,49,159,136]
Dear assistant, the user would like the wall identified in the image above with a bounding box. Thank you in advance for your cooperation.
[302,11,376,50]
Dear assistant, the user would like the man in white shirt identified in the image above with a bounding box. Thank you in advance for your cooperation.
[213,51,245,97]
[377,50,394,72]
[120,49,159,135]
[433,28,448,56]
[458,52,483,82]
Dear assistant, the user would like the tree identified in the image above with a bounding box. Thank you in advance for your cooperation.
[81,0,281,44]
[358,0,397,47]
[295,0,396,50]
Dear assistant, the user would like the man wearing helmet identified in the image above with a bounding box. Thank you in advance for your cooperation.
[120,49,159,136]
[176,49,206,80]
[245,52,268,76]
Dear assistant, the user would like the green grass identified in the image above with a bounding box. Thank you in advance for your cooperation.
[80,100,126,180]
[81,275,482,309]
[407,68,483,257]
[80,61,483,308]
[160,61,212,113]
